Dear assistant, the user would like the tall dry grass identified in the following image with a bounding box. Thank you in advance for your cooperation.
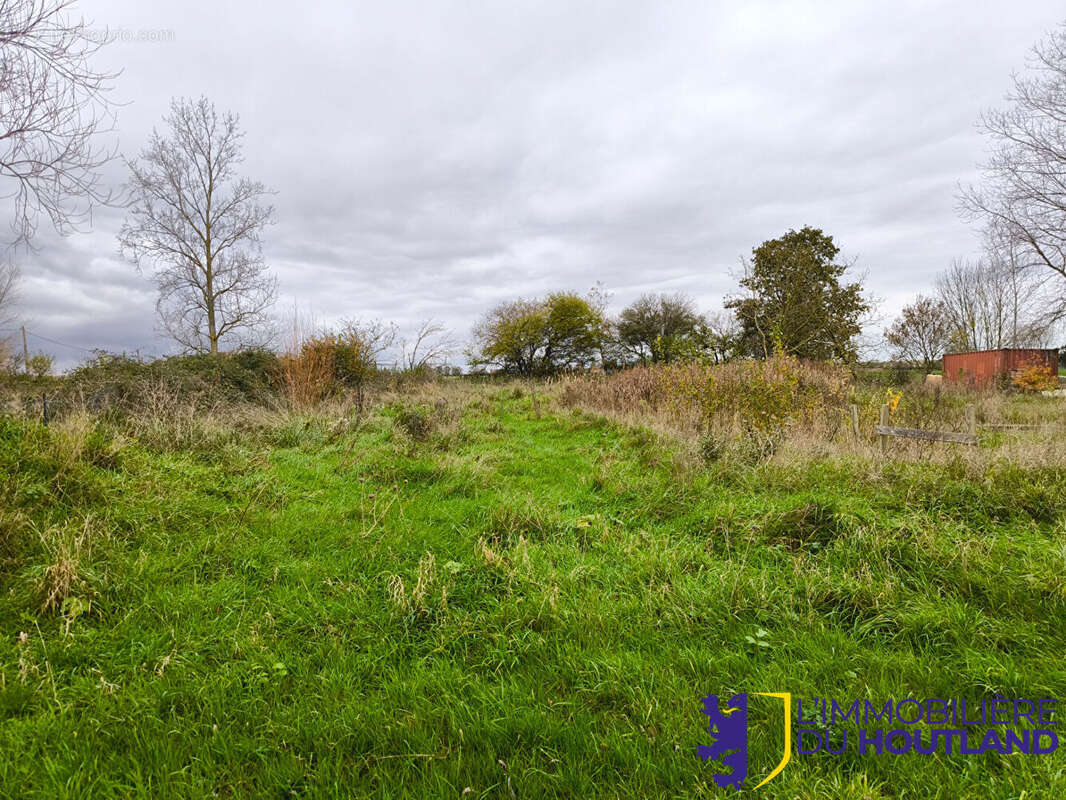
[279,310,336,409]
[562,354,850,439]
[561,356,1066,468]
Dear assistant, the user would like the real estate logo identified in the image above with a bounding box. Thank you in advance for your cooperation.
[699,692,791,790]
[699,692,1058,791]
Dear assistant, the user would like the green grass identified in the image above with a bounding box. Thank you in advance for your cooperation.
[1,389,1065,798]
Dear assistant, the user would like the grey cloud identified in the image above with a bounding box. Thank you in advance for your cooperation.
[8,0,1065,370]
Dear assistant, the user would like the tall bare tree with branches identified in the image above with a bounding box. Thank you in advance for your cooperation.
[120,97,276,354]
[960,22,1066,321]
[936,253,1052,351]
[0,0,117,247]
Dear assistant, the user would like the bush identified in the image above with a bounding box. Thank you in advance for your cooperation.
[1012,365,1058,393]
[278,323,388,410]
[58,351,281,417]
[26,352,54,378]
[280,336,337,408]
[230,348,281,377]
[393,404,434,441]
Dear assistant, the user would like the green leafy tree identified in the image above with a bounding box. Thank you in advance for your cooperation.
[542,292,605,370]
[727,226,869,362]
[701,311,742,364]
[615,292,703,365]
[472,292,605,375]
[884,295,951,372]
[471,298,547,376]
[652,317,742,366]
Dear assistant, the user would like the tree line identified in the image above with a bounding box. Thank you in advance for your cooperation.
[885,244,1057,373]
[469,226,871,375]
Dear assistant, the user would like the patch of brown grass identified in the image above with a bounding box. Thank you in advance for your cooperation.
[35,516,104,615]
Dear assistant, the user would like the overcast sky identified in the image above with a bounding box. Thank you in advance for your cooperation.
[8,0,1066,368]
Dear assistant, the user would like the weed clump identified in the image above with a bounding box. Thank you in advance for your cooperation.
[386,552,450,618]
[386,399,465,451]
[483,503,561,545]
[697,433,726,465]
[31,516,105,616]
[759,500,848,552]
[394,404,434,441]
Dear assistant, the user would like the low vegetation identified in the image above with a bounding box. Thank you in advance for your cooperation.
[1,10,1066,797]
[1,362,1065,798]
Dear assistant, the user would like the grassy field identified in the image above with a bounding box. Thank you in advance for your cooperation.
[1,381,1065,798]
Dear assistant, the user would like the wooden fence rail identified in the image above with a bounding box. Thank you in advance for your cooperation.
[875,425,978,446]
[849,403,1059,451]
[980,423,1061,431]
[875,403,977,451]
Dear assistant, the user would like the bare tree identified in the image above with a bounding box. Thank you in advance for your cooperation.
[960,23,1066,319]
[401,319,457,371]
[936,254,1052,351]
[335,318,397,410]
[0,0,117,247]
[120,97,276,354]
[341,318,397,364]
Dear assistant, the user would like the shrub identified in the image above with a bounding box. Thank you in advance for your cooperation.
[60,351,281,417]
[26,352,54,378]
[280,335,336,408]
[1012,364,1058,393]
[230,348,281,379]
[394,403,434,441]
[279,322,392,410]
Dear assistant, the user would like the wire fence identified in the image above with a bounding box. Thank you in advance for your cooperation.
[0,325,98,354]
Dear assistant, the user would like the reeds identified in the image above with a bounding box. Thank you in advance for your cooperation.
[278,309,336,409]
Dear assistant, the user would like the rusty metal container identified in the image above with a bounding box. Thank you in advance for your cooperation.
[942,348,1058,388]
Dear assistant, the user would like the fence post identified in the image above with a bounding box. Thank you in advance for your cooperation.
[879,404,889,454]
[850,404,859,440]
[41,393,48,425]
[966,404,976,438]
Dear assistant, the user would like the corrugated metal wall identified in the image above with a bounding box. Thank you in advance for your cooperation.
[942,349,1058,387]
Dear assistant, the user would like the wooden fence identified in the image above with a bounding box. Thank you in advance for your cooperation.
[851,404,1059,451]
[866,404,978,451]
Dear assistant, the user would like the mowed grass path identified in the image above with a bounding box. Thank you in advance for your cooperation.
[1,389,1065,798]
